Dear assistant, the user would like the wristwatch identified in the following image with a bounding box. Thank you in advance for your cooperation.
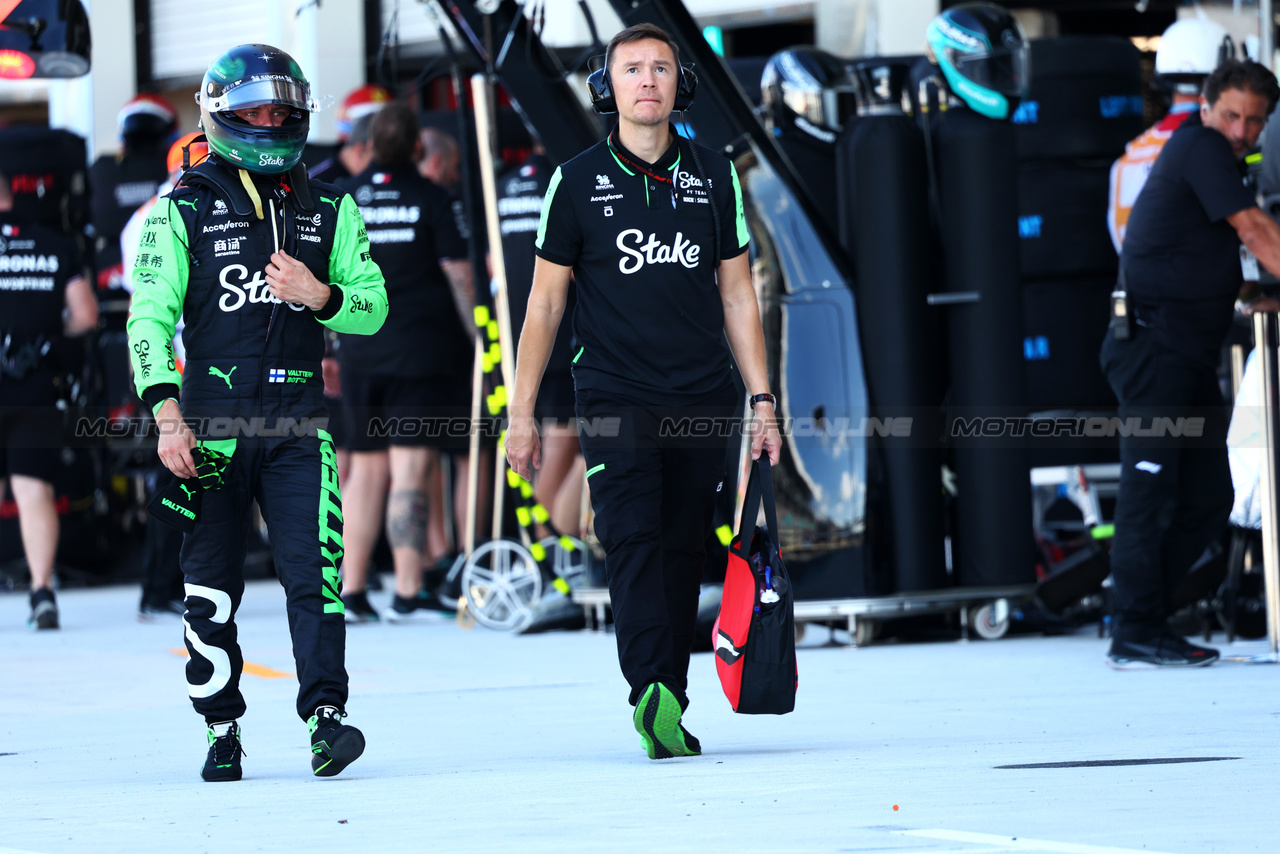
[749,392,776,409]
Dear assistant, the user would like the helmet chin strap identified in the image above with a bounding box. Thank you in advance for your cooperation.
[237,169,265,220]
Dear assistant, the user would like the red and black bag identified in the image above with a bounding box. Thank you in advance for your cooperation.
[713,456,797,714]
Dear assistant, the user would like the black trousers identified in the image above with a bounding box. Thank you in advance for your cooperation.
[576,385,738,709]
[180,430,348,722]
[1100,327,1232,640]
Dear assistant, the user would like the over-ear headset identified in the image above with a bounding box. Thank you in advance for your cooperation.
[586,45,698,115]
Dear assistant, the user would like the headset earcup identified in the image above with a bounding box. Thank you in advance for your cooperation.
[674,64,698,111]
[587,67,617,115]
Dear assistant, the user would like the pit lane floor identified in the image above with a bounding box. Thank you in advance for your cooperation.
[2,580,1277,854]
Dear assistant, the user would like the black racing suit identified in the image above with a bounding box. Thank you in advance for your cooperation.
[126,156,387,721]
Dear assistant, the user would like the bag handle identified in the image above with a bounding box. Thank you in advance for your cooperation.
[731,456,780,558]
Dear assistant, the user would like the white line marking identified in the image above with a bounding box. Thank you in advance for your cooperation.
[896,830,1185,854]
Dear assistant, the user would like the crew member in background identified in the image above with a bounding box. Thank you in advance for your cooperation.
[308,84,391,184]
[1104,60,1280,669]
[90,94,177,291]
[1109,17,1229,251]
[310,107,381,490]
[120,132,209,621]
[127,44,387,781]
[0,171,98,630]
[505,23,780,759]
[336,103,476,623]
[419,125,491,579]
[496,143,583,539]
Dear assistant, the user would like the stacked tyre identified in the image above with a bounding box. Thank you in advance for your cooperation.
[1013,38,1144,426]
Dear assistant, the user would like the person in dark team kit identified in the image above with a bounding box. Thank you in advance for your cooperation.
[308,90,388,485]
[90,94,177,291]
[497,143,582,537]
[1104,59,1280,669]
[0,171,98,630]
[336,103,476,622]
[309,112,377,490]
[505,23,781,759]
[308,84,390,185]
[127,44,387,781]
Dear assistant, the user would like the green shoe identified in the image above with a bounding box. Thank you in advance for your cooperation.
[633,683,697,759]
[308,705,365,777]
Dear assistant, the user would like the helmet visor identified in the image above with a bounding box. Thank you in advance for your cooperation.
[781,81,857,131]
[952,44,1030,97]
[204,77,317,114]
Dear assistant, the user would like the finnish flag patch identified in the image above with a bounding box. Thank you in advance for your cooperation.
[269,368,287,383]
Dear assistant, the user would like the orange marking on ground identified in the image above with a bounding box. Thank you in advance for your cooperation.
[168,648,292,679]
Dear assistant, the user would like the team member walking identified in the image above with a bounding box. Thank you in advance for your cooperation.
[1105,59,1280,668]
[505,23,780,758]
[335,103,476,622]
[126,45,387,780]
[0,171,98,630]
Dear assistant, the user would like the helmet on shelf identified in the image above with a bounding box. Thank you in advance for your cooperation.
[760,46,857,138]
[926,2,1030,120]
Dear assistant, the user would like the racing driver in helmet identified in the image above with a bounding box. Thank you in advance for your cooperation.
[126,43,388,782]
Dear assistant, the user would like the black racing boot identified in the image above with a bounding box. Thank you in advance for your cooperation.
[201,720,244,782]
[308,705,365,777]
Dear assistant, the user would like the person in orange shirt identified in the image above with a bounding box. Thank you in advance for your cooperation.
[1109,17,1229,251]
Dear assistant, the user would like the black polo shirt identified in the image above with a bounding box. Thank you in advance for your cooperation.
[1121,111,1256,365]
[335,164,470,377]
[534,126,749,402]
[0,213,81,403]
[500,152,576,377]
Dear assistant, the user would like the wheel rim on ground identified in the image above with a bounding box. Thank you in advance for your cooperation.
[462,540,543,631]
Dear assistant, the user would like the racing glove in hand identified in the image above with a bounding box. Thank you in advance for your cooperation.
[192,446,231,491]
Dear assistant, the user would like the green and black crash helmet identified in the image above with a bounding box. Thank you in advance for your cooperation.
[196,44,319,174]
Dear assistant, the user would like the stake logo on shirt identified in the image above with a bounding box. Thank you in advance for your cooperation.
[217,264,307,313]
[615,229,701,274]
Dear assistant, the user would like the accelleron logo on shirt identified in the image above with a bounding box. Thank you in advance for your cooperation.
[616,229,701,274]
